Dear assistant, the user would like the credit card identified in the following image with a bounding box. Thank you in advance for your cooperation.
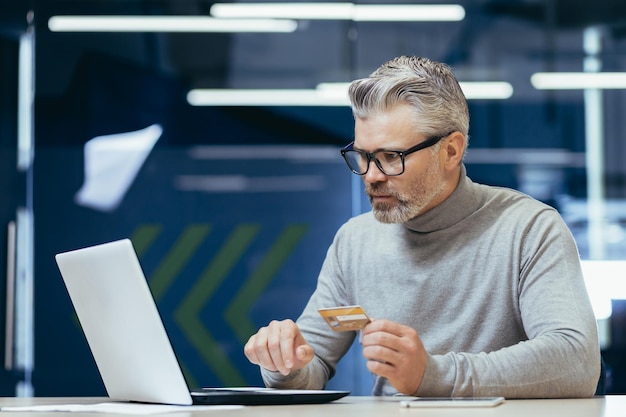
[318,305,371,331]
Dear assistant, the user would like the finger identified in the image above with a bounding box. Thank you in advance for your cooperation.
[266,322,292,375]
[278,322,300,370]
[362,343,395,365]
[244,336,260,365]
[363,318,408,336]
[366,357,393,375]
[362,331,400,353]
[251,326,281,372]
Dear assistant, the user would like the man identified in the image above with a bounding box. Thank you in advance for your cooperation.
[244,56,600,398]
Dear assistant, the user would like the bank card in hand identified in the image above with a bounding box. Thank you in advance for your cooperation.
[318,305,371,332]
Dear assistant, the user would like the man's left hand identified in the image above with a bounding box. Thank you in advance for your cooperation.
[361,319,427,395]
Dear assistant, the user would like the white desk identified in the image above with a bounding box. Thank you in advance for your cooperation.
[0,396,624,417]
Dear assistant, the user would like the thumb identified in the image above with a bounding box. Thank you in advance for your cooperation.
[295,344,314,363]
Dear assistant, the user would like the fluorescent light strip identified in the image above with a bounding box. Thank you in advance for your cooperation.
[18,31,34,171]
[187,89,350,106]
[212,3,353,20]
[319,81,513,99]
[210,3,465,22]
[459,81,513,99]
[187,82,513,106]
[354,5,465,22]
[48,16,297,33]
[531,72,626,90]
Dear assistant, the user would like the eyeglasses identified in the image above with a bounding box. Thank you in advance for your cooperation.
[340,132,453,176]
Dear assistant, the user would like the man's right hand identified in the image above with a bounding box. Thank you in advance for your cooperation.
[244,319,315,376]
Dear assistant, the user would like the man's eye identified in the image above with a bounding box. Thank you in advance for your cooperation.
[380,152,401,163]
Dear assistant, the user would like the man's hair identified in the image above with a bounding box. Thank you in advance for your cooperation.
[348,56,469,139]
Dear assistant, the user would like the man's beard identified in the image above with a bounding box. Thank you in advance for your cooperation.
[366,158,447,224]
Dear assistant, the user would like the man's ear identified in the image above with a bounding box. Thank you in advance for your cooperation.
[442,131,466,169]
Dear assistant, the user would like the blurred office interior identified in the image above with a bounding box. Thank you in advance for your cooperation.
[1,0,625,397]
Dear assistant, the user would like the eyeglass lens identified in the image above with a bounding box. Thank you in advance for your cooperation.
[343,150,404,176]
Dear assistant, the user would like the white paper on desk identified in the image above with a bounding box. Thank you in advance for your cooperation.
[0,402,243,414]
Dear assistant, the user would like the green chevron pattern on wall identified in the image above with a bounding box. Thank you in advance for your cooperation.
[129,223,308,387]
[224,225,309,344]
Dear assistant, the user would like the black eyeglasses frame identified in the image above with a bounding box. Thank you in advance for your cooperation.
[340,131,454,176]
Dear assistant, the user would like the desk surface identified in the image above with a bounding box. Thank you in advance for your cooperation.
[0,396,624,417]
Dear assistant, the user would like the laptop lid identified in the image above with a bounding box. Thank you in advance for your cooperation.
[55,239,194,405]
[55,239,349,406]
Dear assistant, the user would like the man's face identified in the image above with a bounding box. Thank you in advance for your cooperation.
[353,104,450,223]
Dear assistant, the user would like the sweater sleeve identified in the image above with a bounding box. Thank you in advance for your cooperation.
[259,356,334,390]
[416,209,600,398]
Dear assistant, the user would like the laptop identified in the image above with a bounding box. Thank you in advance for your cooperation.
[54,238,349,406]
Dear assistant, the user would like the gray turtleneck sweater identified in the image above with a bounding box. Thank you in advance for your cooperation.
[261,166,600,398]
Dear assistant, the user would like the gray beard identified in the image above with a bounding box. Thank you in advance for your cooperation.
[367,162,447,223]
[371,198,416,224]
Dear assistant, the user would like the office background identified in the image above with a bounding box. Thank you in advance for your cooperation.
[1,0,625,397]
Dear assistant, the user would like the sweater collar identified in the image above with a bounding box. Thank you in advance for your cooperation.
[403,164,483,233]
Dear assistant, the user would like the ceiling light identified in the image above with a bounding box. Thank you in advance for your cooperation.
[48,16,297,33]
[187,81,512,106]
[210,3,465,22]
[317,82,513,100]
[187,89,349,106]
[531,72,626,90]
[354,5,465,22]
[458,82,513,99]
[212,3,353,20]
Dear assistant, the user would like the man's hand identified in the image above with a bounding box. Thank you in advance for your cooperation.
[244,319,315,376]
[361,319,427,395]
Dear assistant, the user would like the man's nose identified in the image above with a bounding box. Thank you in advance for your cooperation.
[363,159,388,183]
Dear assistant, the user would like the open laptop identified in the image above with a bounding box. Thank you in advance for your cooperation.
[54,238,349,406]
